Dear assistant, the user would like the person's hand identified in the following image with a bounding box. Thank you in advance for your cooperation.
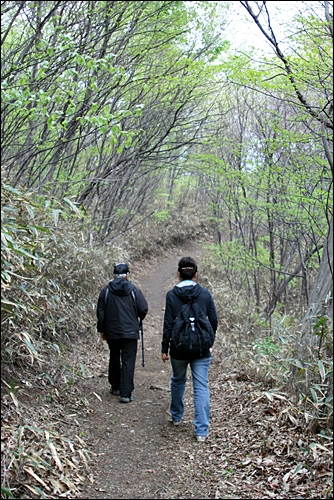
[100,332,107,341]
[161,353,169,363]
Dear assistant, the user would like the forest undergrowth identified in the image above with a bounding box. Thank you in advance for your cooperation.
[1,197,333,499]
[1,1,333,497]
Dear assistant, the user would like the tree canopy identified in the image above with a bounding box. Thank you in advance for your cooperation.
[1,0,333,414]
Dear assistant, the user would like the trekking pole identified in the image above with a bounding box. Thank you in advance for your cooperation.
[140,319,145,367]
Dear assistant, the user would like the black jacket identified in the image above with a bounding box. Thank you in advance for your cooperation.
[162,282,218,360]
[97,278,148,340]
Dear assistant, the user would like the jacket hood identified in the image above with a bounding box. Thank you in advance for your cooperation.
[172,282,202,301]
[108,278,135,296]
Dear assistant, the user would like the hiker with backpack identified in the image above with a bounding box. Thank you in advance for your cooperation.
[97,263,148,403]
[161,256,218,442]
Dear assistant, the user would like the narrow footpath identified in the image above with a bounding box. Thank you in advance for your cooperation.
[77,243,207,499]
[75,243,331,500]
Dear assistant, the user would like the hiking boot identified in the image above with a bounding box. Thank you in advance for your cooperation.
[196,435,207,442]
[120,395,134,403]
[110,387,120,396]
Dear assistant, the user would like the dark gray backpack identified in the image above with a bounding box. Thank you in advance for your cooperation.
[171,298,215,356]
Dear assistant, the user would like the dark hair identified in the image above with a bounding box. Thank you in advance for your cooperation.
[178,256,198,280]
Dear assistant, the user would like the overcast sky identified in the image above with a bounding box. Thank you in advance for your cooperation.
[224,1,308,54]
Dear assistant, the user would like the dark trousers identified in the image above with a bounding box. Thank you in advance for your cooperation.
[106,338,138,398]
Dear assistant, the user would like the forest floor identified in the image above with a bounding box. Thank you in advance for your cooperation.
[1,242,332,499]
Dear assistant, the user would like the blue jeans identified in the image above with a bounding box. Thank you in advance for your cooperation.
[170,356,211,436]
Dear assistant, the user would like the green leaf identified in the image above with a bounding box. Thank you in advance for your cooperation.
[52,209,60,225]
[23,337,38,354]
[317,360,326,382]
[309,388,318,404]
[16,247,38,260]
[1,486,15,498]
[25,205,35,218]
[291,463,304,477]
[292,359,304,369]
[63,197,80,215]
[313,316,328,331]
[2,184,22,195]
[263,391,273,401]
[31,225,50,233]
[42,373,54,385]
[79,363,87,377]
[31,486,47,499]
[1,299,28,311]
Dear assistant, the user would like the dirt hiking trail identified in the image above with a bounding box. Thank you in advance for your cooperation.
[75,243,331,500]
[78,243,208,499]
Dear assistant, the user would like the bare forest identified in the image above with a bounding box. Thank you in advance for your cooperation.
[1,2,333,499]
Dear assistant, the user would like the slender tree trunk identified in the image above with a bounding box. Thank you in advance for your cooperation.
[291,215,333,389]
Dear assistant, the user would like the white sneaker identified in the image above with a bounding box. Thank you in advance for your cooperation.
[196,435,207,442]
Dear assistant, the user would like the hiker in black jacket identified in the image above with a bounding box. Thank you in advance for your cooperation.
[161,256,218,441]
[97,263,148,403]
